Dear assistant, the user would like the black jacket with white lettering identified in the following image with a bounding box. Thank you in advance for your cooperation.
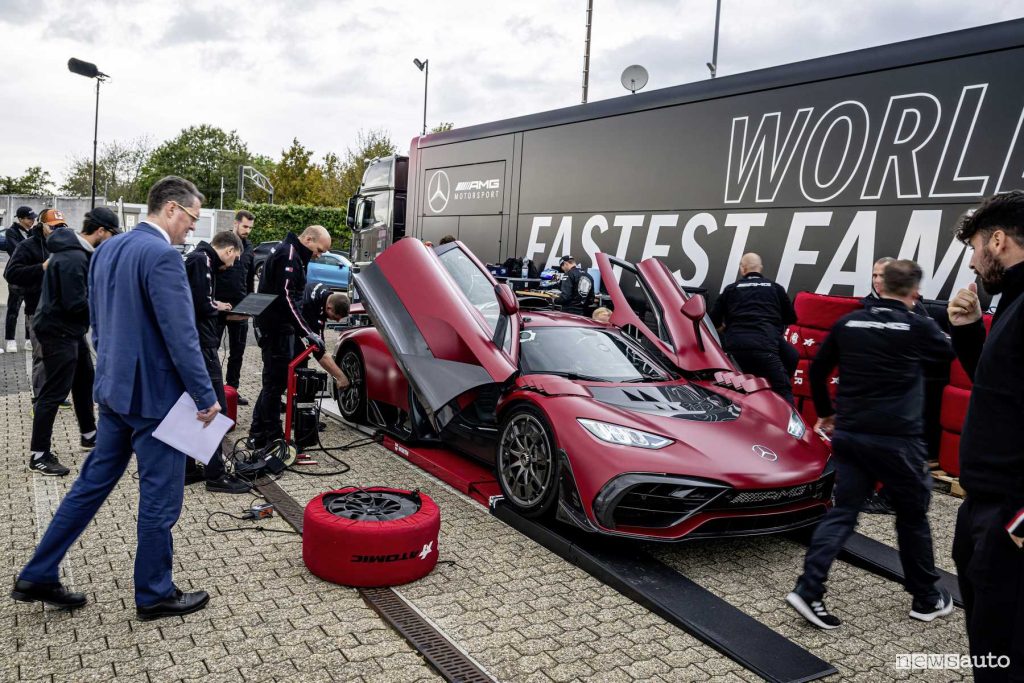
[951,261,1024,507]
[185,241,225,349]
[255,231,315,340]
[810,298,954,436]
[710,272,796,351]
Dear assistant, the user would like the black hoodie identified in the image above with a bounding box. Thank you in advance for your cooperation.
[185,241,226,348]
[33,228,93,338]
[3,224,49,293]
[4,222,30,258]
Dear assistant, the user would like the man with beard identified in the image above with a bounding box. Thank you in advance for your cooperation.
[947,190,1024,682]
[215,210,256,405]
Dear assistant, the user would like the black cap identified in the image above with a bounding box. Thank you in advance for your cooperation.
[559,255,575,266]
[15,206,36,220]
[85,207,121,233]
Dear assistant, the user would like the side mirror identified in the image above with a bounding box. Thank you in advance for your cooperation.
[680,293,706,320]
[346,196,357,229]
[360,198,376,229]
[494,283,519,315]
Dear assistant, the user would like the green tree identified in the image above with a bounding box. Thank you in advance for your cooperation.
[338,128,398,203]
[139,125,255,208]
[270,138,325,205]
[61,137,153,203]
[430,121,455,133]
[0,166,55,195]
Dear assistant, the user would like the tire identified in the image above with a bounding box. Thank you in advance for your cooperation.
[335,347,367,423]
[496,405,561,518]
[303,487,440,587]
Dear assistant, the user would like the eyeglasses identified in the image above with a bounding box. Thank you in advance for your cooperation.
[173,201,200,224]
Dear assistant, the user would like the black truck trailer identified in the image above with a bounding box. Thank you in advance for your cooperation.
[347,18,1024,300]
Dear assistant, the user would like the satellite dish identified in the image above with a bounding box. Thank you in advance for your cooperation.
[620,65,649,94]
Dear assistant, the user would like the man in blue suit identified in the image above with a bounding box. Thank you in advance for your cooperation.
[11,176,222,621]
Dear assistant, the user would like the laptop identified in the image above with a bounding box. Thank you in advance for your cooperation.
[228,293,277,317]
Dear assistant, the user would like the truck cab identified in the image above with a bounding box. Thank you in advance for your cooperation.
[347,155,408,263]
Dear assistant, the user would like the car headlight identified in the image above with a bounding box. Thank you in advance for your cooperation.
[577,419,673,449]
[787,408,806,439]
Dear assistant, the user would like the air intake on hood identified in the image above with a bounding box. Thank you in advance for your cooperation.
[589,384,740,422]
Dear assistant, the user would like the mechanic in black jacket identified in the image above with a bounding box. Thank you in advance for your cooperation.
[553,255,594,315]
[301,282,351,339]
[215,210,256,405]
[946,191,1024,682]
[247,226,337,449]
[710,253,797,404]
[184,230,249,494]
[27,208,120,476]
[4,209,66,357]
[3,206,36,353]
[787,259,956,631]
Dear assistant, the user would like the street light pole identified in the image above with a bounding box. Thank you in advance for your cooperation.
[68,58,108,209]
[582,0,593,104]
[708,0,722,78]
[413,58,429,135]
[91,78,101,209]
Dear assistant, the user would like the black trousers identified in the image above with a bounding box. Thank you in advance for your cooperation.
[222,318,248,389]
[249,333,293,445]
[198,345,227,480]
[30,334,96,453]
[953,495,1024,682]
[798,431,941,602]
[730,347,795,405]
[5,284,28,341]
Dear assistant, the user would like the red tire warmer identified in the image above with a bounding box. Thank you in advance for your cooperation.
[303,487,440,587]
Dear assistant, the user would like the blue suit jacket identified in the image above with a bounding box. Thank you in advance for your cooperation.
[89,222,216,419]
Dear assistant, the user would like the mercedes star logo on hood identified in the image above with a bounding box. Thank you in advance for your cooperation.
[752,444,778,461]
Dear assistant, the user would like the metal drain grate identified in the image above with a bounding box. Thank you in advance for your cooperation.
[255,478,496,683]
[361,587,496,683]
[255,478,306,533]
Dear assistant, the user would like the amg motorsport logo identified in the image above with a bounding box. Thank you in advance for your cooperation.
[427,170,500,213]
[427,170,450,213]
[352,542,434,563]
[453,178,500,202]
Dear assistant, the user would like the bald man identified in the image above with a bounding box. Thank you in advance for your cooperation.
[249,225,336,448]
[710,253,797,404]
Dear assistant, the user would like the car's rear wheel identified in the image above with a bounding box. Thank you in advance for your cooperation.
[497,406,560,518]
[335,348,367,424]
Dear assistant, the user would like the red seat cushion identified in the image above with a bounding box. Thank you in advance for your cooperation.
[939,430,961,477]
[785,325,829,359]
[940,385,971,434]
[793,292,863,330]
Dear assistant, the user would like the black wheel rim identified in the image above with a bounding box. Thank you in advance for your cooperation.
[499,413,553,508]
[339,351,363,417]
[323,490,419,521]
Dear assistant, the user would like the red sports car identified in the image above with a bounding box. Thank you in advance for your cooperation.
[334,238,833,541]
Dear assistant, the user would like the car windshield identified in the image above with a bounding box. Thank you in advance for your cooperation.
[519,326,672,382]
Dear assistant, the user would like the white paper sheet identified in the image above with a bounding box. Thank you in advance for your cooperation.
[153,392,234,465]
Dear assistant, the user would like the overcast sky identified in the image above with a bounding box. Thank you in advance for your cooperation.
[1,0,1021,185]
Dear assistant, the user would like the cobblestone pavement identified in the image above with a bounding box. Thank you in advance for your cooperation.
[1,319,971,682]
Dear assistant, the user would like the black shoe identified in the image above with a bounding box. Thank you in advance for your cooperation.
[318,421,326,432]
[28,452,70,476]
[184,468,206,485]
[244,436,266,451]
[786,587,841,629]
[136,589,209,621]
[863,491,896,515]
[205,474,251,494]
[11,579,87,609]
[236,395,250,406]
[80,433,96,450]
[59,399,72,409]
[910,587,954,622]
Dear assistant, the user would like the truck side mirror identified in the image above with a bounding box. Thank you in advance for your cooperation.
[346,196,357,229]
[360,198,375,229]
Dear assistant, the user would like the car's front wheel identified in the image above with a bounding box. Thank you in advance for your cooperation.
[335,348,367,424]
[496,406,560,518]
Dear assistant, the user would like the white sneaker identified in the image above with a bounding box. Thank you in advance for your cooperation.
[5,340,17,353]
[910,587,954,622]
[23,340,32,352]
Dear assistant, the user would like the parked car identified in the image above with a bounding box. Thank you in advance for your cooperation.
[252,241,280,281]
[307,250,351,291]
[332,239,834,542]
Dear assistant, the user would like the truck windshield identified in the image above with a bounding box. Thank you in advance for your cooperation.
[519,327,671,382]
